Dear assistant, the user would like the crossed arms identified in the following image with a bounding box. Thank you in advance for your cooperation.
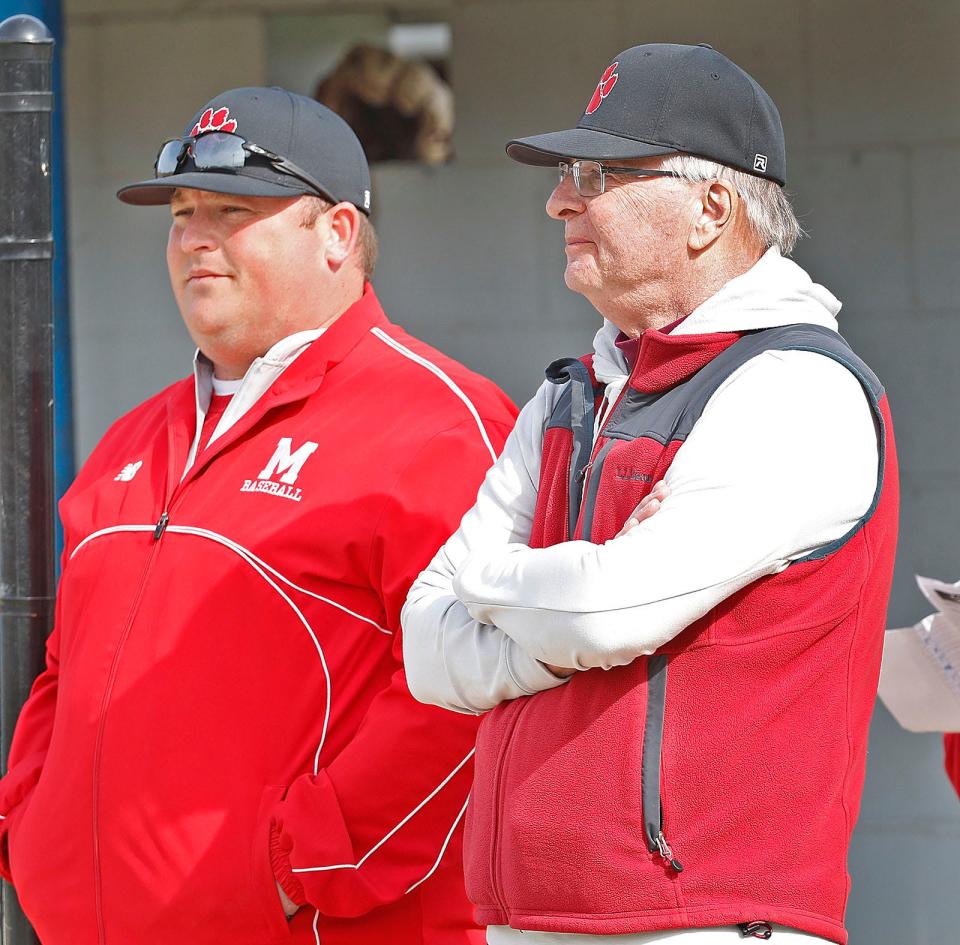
[402,349,880,714]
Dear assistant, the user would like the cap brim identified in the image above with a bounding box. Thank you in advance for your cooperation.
[506,127,677,166]
[117,171,316,206]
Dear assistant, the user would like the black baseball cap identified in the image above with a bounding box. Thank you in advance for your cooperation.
[118,86,373,212]
[506,43,786,185]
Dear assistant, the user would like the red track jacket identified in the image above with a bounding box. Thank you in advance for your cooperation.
[0,286,516,945]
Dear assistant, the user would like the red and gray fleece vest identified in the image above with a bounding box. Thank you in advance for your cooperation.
[463,324,898,944]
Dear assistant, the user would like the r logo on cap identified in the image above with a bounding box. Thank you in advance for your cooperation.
[585,62,619,116]
[753,153,768,173]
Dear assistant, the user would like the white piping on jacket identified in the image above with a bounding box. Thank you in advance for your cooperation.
[291,747,475,874]
[404,793,470,895]
[71,524,157,556]
[171,525,389,636]
[369,327,498,463]
[70,524,388,634]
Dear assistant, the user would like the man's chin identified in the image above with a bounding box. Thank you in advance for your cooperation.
[563,264,598,297]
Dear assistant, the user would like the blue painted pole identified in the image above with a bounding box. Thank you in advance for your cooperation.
[0,0,72,562]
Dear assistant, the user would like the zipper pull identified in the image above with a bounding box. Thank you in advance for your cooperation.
[577,461,594,482]
[738,922,773,940]
[655,831,683,872]
[153,511,169,541]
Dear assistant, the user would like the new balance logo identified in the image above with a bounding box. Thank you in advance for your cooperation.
[240,437,318,503]
[114,461,143,482]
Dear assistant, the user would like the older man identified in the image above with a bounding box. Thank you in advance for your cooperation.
[0,87,516,945]
[404,44,898,944]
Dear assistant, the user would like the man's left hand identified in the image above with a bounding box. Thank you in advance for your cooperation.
[277,881,299,918]
[615,480,669,538]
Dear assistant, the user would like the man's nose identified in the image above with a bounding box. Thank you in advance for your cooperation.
[546,174,585,220]
[178,212,219,254]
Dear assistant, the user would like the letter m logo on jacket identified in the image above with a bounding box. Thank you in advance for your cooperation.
[258,438,319,485]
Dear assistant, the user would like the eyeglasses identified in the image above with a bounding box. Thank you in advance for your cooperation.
[154,132,333,201]
[558,160,679,197]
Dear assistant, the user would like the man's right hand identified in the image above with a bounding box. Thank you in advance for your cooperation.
[542,481,670,678]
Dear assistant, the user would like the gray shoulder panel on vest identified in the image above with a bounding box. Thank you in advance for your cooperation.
[599,325,887,562]
[544,357,599,539]
[604,325,882,444]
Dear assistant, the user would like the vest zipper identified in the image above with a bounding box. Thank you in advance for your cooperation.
[577,440,617,541]
[565,362,683,866]
[738,922,773,940]
[572,371,633,539]
[655,830,683,873]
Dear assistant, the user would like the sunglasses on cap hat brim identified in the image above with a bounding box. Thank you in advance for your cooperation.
[118,131,339,207]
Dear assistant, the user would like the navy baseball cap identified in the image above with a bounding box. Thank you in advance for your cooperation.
[118,87,373,212]
[506,43,786,185]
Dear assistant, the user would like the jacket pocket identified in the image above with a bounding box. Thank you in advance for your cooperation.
[254,784,294,943]
[642,655,683,873]
[6,765,100,944]
[95,782,293,945]
[4,799,30,882]
[493,663,677,917]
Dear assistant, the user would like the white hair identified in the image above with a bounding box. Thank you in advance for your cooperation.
[658,153,804,256]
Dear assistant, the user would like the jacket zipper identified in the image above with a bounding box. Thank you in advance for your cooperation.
[92,414,187,942]
[153,511,169,540]
[642,654,682,873]
[91,527,168,945]
[489,699,531,917]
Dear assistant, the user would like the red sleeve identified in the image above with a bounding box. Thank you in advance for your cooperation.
[945,734,960,799]
[0,620,61,882]
[269,417,515,917]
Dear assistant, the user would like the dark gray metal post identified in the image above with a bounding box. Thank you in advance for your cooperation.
[0,13,55,945]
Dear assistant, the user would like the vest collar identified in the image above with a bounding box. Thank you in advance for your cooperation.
[592,249,843,393]
[624,328,743,394]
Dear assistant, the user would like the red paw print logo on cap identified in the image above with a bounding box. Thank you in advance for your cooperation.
[585,62,619,115]
[190,106,238,137]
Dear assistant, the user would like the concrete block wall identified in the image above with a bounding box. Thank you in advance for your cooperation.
[65,12,266,451]
[61,0,959,940]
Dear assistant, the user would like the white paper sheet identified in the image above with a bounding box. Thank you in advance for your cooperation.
[878,575,960,733]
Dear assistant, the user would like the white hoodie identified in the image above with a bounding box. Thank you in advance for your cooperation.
[402,248,875,944]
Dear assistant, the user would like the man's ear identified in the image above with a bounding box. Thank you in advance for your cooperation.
[324,202,361,271]
[687,179,736,252]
